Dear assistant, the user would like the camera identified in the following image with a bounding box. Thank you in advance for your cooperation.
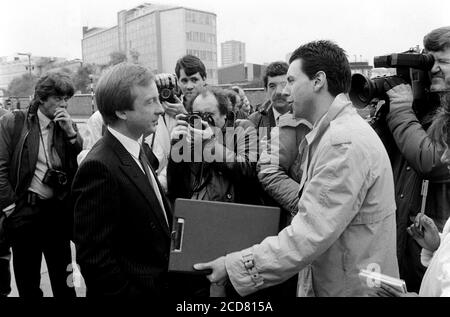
[181,112,216,130]
[156,74,182,104]
[42,168,68,190]
[349,50,436,109]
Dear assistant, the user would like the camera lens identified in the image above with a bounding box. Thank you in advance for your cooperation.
[58,174,68,186]
[160,88,172,100]
[188,114,204,130]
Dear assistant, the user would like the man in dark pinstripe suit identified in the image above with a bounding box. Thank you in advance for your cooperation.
[72,63,172,297]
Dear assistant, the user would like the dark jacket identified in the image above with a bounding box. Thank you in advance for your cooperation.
[0,109,82,228]
[248,100,277,137]
[384,105,450,290]
[72,130,172,297]
[167,118,262,205]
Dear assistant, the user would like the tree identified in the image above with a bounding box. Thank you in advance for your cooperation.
[7,73,38,97]
[129,49,140,64]
[109,51,127,66]
[72,64,95,94]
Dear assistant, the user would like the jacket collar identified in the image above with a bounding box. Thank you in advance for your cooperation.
[305,93,351,146]
[104,130,171,235]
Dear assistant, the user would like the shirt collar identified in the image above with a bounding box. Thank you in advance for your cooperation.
[107,126,143,160]
[37,109,52,129]
[305,93,351,145]
[272,107,282,123]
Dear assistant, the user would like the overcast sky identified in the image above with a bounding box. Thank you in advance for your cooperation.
[1,0,449,66]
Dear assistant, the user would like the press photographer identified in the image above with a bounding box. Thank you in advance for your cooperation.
[166,87,260,297]
[149,55,208,192]
[0,71,82,297]
[349,26,450,292]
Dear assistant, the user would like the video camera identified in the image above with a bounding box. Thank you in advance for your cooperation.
[156,74,182,104]
[349,49,436,110]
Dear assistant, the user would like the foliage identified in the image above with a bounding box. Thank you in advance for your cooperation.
[6,73,39,97]
[72,64,95,93]
[109,51,127,66]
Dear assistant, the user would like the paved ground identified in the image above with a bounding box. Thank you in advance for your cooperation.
[8,242,86,297]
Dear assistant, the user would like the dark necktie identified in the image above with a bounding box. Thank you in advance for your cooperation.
[139,145,168,226]
[47,121,62,169]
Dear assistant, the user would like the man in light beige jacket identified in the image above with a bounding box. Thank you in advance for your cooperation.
[195,40,399,297]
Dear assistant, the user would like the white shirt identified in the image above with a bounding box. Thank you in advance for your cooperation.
[272,107,282,126]
[28,110,54,199]
[107,126,169,226]
[419,218,450,297]
[77,110,168,192]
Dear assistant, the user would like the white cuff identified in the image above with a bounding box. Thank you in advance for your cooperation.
[2,203,15,217]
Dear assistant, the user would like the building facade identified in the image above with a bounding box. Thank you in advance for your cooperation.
[218,62,266,85]
[349,61,373,78]
[81,3,218,84]
[221,40,246,67]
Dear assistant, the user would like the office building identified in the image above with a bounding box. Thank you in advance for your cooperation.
[218,62,266,85]
[82,3,218,84]
[221,40,246,67]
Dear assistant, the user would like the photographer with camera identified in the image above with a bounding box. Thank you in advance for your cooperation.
[0,71,82,297]
[166,87,260,296]
[371,26,450,292]
[147,55,208,192]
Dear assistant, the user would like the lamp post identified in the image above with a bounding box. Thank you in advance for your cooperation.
[17,52,32,76]
[89,74,95,114]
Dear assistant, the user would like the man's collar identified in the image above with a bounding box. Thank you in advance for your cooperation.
[272,107,282,122]
[37,109,52,129]
[107,126,143,160]
[305,93,351,145]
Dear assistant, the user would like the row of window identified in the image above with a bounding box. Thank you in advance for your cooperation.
[207,69,217,79]
[185,10,216,26]
[186,49,217,62]
[186,31,216,44]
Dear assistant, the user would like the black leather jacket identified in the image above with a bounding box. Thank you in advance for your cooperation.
[0,108,82,224]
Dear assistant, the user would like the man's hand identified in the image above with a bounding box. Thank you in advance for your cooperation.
[186,120,214,144]
[170,114,189,142]
[54,107,76,137]
[374,282,419,297]
[161,96,187,117]
[155,73,177,88]
[407,214,441,252]
[385,77,413,112]
[194,256,228,286]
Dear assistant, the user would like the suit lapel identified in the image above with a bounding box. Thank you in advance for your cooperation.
[147,163,173,228]
[104,130,170,237]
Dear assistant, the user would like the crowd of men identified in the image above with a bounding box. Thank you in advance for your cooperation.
[0,25,450,298]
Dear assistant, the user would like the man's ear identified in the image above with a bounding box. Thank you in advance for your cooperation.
[115,110,127,121]
[313,71,327,92]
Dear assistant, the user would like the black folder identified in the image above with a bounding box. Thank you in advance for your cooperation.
[169,199,280,274]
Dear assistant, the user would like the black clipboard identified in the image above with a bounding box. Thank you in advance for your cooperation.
[169,199,280,274]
